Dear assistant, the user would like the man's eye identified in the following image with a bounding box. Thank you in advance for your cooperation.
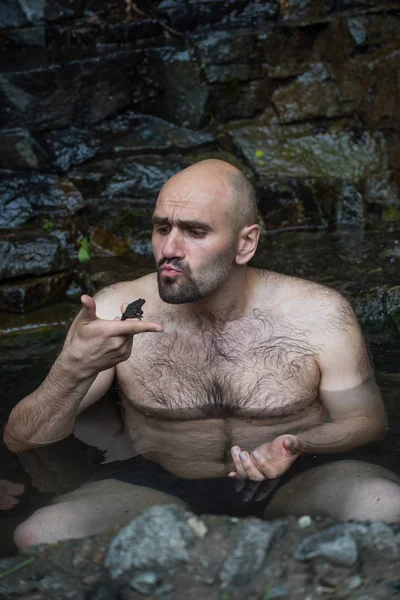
[189,230,206,237]
[156,227,170,235]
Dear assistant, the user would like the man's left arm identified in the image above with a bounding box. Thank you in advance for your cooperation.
[292,298,387,454]
[230,295,388,482]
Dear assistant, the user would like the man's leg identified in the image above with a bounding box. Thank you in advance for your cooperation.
[13,479,187,550]
[263,460,400,523]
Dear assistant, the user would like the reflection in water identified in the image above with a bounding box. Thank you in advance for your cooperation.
[1,319,400,556]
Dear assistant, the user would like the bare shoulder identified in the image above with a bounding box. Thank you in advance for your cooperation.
[255,268,362,337]
[93,273,158,320]
[253,270,373,382]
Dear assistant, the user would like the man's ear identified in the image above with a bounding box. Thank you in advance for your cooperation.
[235,224,260,265]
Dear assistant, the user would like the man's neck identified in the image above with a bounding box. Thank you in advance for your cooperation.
[187,267,254,322]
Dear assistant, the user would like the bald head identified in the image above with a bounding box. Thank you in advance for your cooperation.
[161,159,258,235]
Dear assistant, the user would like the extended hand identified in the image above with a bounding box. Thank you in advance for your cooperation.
[0,480,24,510]
[63,295,163,375]
[229,435,301,482]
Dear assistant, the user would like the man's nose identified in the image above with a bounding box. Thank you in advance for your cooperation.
[161,230,184,259]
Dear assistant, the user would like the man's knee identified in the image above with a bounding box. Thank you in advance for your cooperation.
[343,477,400,523]
[13,505,80,550]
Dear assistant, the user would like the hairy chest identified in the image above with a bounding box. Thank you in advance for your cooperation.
[117,312,321,419]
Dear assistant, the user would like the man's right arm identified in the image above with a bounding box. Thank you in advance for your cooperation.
[3,293,163,453]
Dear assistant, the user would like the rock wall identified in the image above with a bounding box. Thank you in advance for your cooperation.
[0,0,399,313]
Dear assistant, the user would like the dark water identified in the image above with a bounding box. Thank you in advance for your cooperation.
[1,301,400,556]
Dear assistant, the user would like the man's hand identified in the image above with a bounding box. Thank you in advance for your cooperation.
[228,435,302,501]
[0,480,24,510]
[63,295,163,376]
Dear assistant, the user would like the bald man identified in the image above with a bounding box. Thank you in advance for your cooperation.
[4,160,400,549]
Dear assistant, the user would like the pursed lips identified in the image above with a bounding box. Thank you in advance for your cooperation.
[160,265,182,275]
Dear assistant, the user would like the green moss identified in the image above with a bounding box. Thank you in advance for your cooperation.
[382,206,400,222]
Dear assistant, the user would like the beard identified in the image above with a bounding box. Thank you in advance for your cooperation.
[156,260,202,304]
[156,247,237,305]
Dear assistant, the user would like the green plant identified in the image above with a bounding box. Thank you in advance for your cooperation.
[78,237,91,263]
[42,219,54,233]
[263,584,271,600]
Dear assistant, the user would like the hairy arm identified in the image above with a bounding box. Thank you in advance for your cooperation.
[294,295,387,453]
[3,291,163,453]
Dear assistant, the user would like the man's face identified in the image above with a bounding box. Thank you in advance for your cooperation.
[151,176,238,304]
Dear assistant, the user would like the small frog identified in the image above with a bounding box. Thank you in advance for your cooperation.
[121,298,146,320]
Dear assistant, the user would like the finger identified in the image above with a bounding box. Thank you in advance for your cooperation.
[255,478,282,502]
[0,495,19,510]
[234,478,247,493]
[283,436,302,454]
[239,451,265,481]
[106,319,164,337]
[79,295,97,321]
[242,481,263,503]
[251,450,280,479]
[120,302,128,314]
[231,446,247,479]
[0,480,24,496]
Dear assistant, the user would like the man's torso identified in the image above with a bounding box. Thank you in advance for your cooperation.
[113,269,328,479]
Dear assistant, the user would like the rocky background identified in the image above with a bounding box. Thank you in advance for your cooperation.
[1,0,400,596]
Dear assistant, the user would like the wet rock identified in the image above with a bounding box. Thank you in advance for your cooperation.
[45,0,85,22]
[0,171,84,228]
[151,47,208,128]
[337,182,364,229]
[255,177,335,230]
[207,78,271,123]
[0,271,70,312]
[129,571,159,595]
[0,172,85,228]
[278,0,333,23]
[105,505,198,577]
[361,522,399,560]
[70,154,190,203]
[45,127,104,172]
[272,63,342,123]
[219,519,284,586]
[359,48,400,131]
[259,27,314,79]
[230,123,399,223]
[0,0,43,28]
[294,523,367,567]
[156,0,277,32]
[194,29,262,84]
[0,129,49,170]
[94,112,214,155]
[5,26,46,47]
[46,15,163,50]
[90,227,130,257]
[0,233,70,281]
[73,255,154,299]
[385,286,400,334]
[0,51,152,131]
